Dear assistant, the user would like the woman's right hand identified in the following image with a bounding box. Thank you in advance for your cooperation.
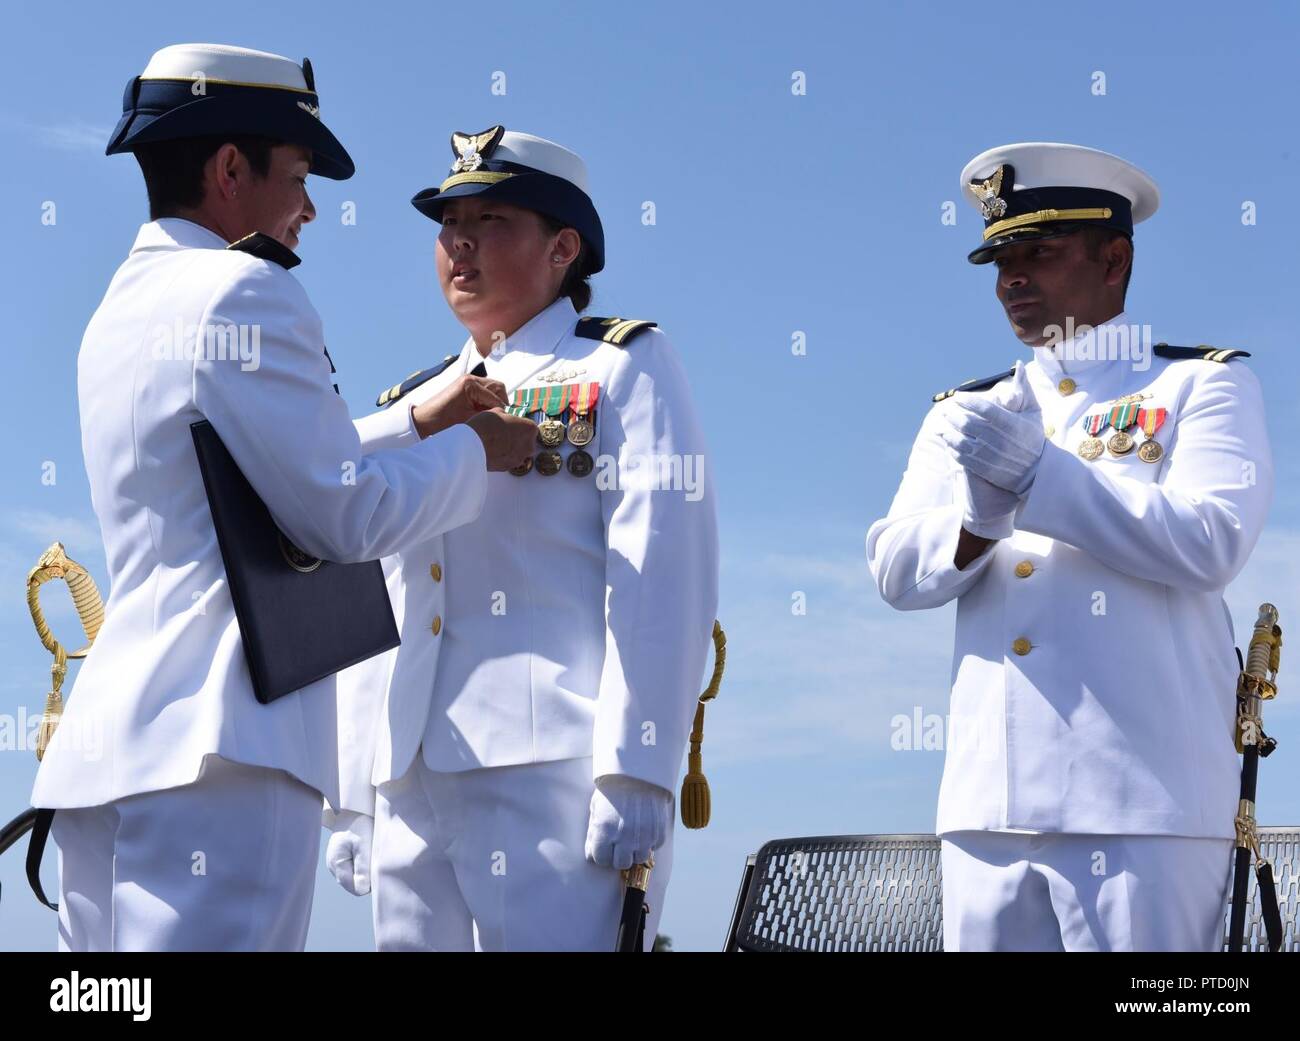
[466,409,539,471]
[325,810,374,897]
[412,373,508,438]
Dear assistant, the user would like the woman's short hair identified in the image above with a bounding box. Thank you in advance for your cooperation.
[133,135,276,220]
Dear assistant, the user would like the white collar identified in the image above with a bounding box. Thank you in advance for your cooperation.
[1030,309,1150,378]
[470,296,579,362]
[130,218,231,254]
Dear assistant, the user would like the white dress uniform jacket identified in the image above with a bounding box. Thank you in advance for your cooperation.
[339,297,719,815]
[867,313,1273,839]
[33,218,488,812]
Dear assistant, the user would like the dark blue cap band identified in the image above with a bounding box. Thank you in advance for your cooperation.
[411,158,605,274]
[106,76,354,180]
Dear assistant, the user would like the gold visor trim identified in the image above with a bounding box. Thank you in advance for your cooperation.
[438,171,516,191]
[984,207,1114,241]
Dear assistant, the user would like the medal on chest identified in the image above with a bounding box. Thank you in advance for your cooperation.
[1105,400,1142,456]
[1078,391,1165,464]
[506,381,601,478]
[567,380,598,447]
[534,385,568,447]
[1135,406,1167,463]
[1078,411,1107,460]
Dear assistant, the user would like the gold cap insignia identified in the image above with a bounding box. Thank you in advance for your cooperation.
[450,125,506,173]
[971,164,1010,221]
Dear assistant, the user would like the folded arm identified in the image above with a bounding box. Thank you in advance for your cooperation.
[867,405,998,610]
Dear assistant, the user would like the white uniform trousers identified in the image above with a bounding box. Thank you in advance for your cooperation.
[372,754,674,951]
[52,753,321,951]
[939,830,1234,952]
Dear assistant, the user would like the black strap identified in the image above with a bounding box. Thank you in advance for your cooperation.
[0,807,37,858]
[1256,861,1284,952]
[470,361,487,378]
[26,808,57,911]
[324,345,339,395]
[615,886,646,951]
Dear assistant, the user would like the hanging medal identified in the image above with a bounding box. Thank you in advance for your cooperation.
[535,447,564,475]
[567,382,596,477]
[534,383,566,475]
[1135,406,1167,464]
[536,383,568,448]
[1105,400,1140,456]
[1078,411,1107,460]
[567,382,598,447]
[567,448,594,477]
[505,398,534,475]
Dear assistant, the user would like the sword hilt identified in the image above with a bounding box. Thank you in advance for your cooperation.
[26,543,105,760]
[1235,604,1282,753]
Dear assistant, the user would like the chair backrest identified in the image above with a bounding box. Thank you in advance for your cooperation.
[725,834,943,952]
[724,828,1300,952]
[1227,827,1299,952]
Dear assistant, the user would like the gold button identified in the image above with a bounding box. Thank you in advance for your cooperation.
[431,616,442,636]
[1012,637,1032,656]
[1057,378,1076,396]
[430,562,442,582]
[1044,424,1055,438]
[1014,560,1034,578]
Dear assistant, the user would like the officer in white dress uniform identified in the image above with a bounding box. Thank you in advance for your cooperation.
[36,46,534,951]
[325,126,720,950]
[866,143,1273,951]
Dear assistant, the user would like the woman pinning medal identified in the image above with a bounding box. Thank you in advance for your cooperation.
[327,126,720,951]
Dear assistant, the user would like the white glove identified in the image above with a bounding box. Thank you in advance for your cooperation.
[936,361,1045,495]
[325,810,373,897]
[987,358,1036,413]
[960,468,1021,540]
[584,775,674,871]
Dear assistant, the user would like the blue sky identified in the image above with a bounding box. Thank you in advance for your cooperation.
[2,0,1298,951]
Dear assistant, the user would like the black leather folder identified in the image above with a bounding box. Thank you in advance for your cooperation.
[190,419,400,704]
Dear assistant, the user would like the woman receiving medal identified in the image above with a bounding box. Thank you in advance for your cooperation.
[327,126,720,951]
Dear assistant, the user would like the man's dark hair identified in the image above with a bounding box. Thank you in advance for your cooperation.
[538,212,593,313]
[1076,225,1134,299]
[133,135,276,220]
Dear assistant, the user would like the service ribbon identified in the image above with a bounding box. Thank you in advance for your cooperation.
[1136,407,1167,437]
[571,381,600,418]
[1107,400,1140,431]
[1081,412,1108,436]
[539,383,571,417]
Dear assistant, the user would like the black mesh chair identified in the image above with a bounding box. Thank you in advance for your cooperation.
[723,829,1300,951]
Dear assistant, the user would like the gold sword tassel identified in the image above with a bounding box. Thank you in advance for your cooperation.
[618,619,729,951]
[681,619,727,829]
[26,543,105,760]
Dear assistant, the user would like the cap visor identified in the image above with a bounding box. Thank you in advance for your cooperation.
[967,224,1097,264]
[107,94,354,179]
